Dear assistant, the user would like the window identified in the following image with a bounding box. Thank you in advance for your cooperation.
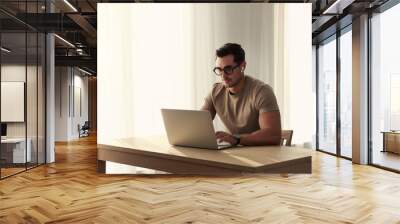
[340,28,352,158]
[318,36,337,154]
[371,3,400,171]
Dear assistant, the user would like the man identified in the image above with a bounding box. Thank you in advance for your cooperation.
[201,43,282,146]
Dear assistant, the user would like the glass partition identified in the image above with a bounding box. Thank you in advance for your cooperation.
[1,31,28,177]
[0,1,46,179]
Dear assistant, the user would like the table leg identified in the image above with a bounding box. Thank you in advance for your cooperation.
[383,132,386,152]
[97,159,106,173]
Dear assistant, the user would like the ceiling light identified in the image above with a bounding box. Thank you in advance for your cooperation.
[1,47,11,53]
[63,0,78,12]
[78,67,93,76]
[54,34,75,48]
[322,0,354,15]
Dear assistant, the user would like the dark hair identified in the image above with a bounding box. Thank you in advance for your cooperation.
[216,43,245,65]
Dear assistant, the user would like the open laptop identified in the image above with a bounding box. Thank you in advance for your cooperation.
[161,109,232,150]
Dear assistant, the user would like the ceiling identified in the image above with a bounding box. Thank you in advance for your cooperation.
[0,0,393,75]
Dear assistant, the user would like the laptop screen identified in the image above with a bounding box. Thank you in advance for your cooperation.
[1,123,7,137]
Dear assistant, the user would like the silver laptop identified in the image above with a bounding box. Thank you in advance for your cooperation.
[161,109,232,150]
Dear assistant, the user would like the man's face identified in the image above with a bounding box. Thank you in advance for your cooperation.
[215,55,244,88]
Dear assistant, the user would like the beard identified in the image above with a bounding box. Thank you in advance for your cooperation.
[224,74,243,88]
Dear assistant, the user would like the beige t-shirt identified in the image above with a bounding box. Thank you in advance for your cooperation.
[202,75,279,135]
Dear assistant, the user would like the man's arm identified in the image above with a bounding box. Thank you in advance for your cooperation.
[215,111,282,146]
[201,104,216,120]
[239,111,282,146]
[201,91,216,120]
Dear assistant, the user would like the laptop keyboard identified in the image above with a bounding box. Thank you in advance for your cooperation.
[217,143,231,149]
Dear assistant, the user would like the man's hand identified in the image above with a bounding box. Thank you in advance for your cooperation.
[215,131,237,145]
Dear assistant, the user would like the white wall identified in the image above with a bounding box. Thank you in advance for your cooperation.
[1,65,27,140]
[98,3,313,146]
[55,67,89,141]
[72,72,89,138]
[1,65,40,138]
[55,67,69,141]
[280,5,314,147]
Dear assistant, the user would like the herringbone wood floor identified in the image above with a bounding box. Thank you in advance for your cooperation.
[1,135,400,224]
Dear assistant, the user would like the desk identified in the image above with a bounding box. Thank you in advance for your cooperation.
[1,138,31,164]
[98,137,312,174]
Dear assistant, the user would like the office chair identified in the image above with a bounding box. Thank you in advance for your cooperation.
[280,130,293,146]
[78,121,90,138]
[279,130,294,178]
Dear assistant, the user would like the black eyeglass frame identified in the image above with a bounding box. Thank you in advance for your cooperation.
[213,64,241,76]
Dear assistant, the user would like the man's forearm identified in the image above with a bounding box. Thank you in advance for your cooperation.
[239,128,281,146]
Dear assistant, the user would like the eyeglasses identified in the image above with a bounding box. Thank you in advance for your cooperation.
[213,64,241,76]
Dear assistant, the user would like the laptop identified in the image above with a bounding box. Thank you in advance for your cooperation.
[161,109,232,150]
[1,123,7,140]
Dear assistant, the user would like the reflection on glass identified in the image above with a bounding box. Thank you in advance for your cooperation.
[371,3,400,171]
[318,37,337,154]
[340,29,352,158]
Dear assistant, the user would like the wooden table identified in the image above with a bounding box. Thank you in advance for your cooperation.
[97,137,312,174]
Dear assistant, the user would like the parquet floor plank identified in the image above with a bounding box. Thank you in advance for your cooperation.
[1,135,400,223]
